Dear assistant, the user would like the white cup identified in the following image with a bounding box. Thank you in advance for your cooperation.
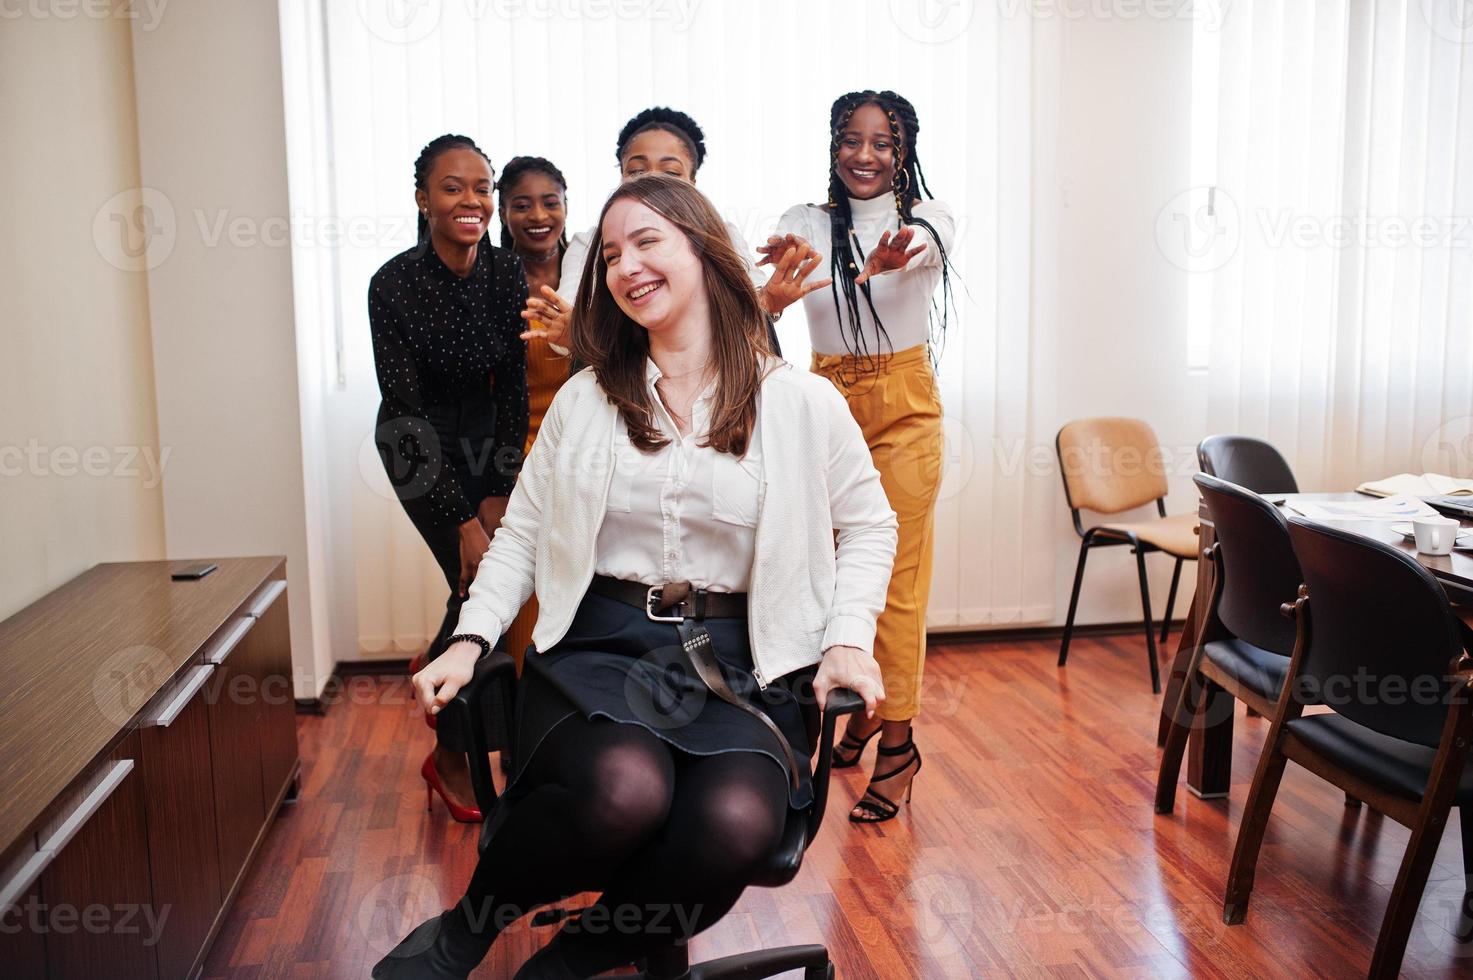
[1413,515,1460,556]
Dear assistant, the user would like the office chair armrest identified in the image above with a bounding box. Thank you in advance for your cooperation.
[807,687,864,837]
[437,649,518,814]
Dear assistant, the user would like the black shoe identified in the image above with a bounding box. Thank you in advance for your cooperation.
[371,907,493,979]
[830,720,881,769]
[849,737,922,824]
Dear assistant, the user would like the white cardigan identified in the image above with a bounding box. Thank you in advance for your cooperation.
[453,359,898,685]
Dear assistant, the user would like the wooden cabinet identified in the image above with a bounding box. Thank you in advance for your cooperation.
[204,614,268,898]
[0,558,300,980]
[37,731,157,980]
[139,664,223,980]
[245,581,298,810]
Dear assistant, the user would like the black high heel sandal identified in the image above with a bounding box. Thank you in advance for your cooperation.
[371,907,493,979]
[830,720,882,769]
[849,737,922,824]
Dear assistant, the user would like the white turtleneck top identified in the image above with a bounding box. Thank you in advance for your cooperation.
[773,194,954,356]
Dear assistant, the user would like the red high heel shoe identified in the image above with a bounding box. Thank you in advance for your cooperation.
[419,752,483,823]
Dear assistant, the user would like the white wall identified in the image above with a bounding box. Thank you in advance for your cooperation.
[1041,12,1207,628]
[129,3,329,698]
[0,13,167,618]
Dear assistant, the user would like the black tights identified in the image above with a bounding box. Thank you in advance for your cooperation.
[458,713,789,975]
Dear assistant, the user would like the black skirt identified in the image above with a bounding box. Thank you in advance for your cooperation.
[502,590,816,814]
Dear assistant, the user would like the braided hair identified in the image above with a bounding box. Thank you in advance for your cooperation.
[496,155,570,252]
[413,134,494,243]
[615,107,707,176]
[824,90,954,379]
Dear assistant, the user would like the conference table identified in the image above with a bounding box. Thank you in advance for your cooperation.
[1157,491,1473,799]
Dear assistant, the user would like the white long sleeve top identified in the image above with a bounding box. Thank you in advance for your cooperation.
[452,358,898,686]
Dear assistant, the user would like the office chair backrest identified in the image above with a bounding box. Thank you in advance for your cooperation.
[1195,474,1301,656]
[1286,517,1465,747]
[1056,417,1168,515]
[1197,435,1299,494]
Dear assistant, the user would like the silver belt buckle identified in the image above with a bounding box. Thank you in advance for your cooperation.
[646,586,686,623]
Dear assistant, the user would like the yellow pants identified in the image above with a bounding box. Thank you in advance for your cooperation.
[812,344,943,721]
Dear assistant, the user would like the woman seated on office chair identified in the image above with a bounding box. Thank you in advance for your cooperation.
[374,173,898,980]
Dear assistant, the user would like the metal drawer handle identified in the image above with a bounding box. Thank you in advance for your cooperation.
[0,848,51,912]
[143,665,215,728]
[247,579,288,619]
[36,759,136,859]
[203,616,255,666]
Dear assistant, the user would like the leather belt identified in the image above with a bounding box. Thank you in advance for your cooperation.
[586,575,798,792]
[588,574,748,620]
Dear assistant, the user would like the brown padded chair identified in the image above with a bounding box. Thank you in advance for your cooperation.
[1056,418,1199,692]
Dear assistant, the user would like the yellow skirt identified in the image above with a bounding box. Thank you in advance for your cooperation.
[503,332,571,671]
[811,344,943,721]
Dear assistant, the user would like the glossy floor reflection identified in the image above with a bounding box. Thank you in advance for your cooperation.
[203,633,1473,978]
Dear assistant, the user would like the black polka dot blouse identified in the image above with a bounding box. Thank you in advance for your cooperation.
[368,238,529,525]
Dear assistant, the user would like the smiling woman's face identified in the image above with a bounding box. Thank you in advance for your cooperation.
[835,103,899,201]
[502,171,565,254]
[416,147,493,246]
[600,197,704,334]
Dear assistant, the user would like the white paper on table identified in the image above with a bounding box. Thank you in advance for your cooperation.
[1285,494,1441,521]
[1356,472,1473,497]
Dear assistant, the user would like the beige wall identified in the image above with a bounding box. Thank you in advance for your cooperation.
[0,14,167,617]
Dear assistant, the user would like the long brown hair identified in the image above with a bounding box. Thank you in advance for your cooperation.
[570,174,773,456]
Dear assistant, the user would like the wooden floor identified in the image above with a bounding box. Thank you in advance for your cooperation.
[202,634,1473,978]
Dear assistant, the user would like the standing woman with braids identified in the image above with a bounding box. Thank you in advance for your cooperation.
[496,155,573,668]
[768,90,955,824]
[369,134,529,822]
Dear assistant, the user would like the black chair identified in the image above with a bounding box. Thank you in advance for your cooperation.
[1222,518,1473,979]
[1155,474,1303,814]
[438,649,861,979]
[1196,435,1299,494]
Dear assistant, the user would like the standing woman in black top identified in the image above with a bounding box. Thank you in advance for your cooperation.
[369,134,529,822]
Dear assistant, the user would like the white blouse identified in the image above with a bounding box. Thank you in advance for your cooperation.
[774,194,955,356]
[593,358,762,593]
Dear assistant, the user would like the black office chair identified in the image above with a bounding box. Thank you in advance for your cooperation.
[1155,474,1303,814]
[1222,518,1473,979]
[1196,435,1299,494]
[438,649,861,979]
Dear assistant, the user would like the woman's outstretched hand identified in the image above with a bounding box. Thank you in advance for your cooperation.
[412,641,481,714]
[813,644,886,719]
[757,235,832,315]
[854,226,925,285]
[520,285,571,349]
